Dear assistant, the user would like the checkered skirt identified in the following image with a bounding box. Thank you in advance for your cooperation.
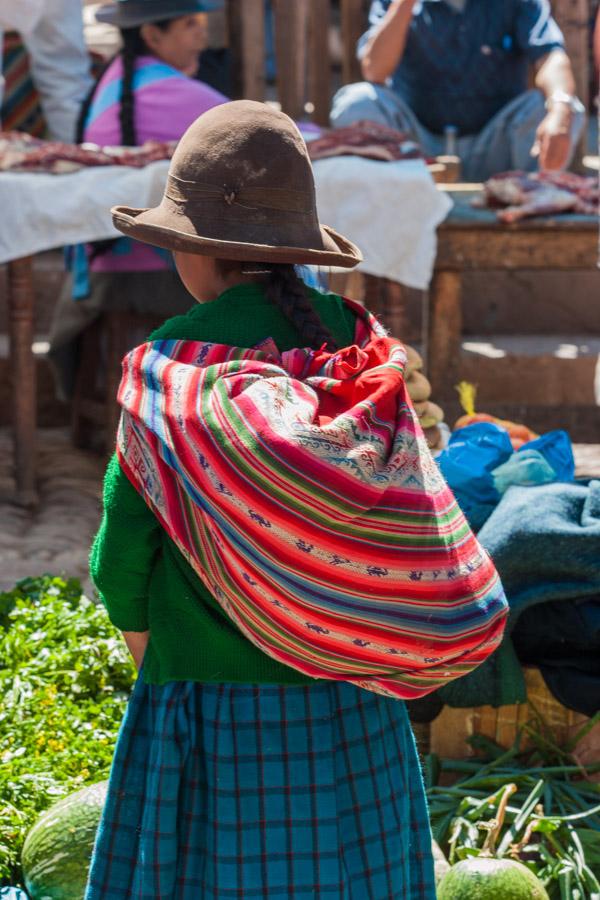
[85,678,435,899]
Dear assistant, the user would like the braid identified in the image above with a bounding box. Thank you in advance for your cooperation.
[85,22,174,258]
[75,62,109,143]
[119,28,146,146]
[264,265,338,351]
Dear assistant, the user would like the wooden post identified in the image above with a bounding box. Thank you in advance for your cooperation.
[425,269,462,397]
[382,279,408,340]
[226,0,266,101]
[362,276,408,339]
[273,0,310,120]
[105,312,124,452]
[308,0,332,126]
[328,269,365,301]
[340,0,367,85]
[551,0,590,111]
[7,257,37,506]
[363,273,385,319]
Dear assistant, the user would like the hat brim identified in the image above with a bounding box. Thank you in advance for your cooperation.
[111,205,363,269]
[96,1,221,28]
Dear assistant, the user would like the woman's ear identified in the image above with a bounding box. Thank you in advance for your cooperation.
[140,22,160,53]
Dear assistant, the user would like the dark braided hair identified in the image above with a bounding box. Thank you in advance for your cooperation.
[118,27,148,146]
[76,21,172,146]
[263,264,338,351]
[216,261,338,351]
[75,20,173,258]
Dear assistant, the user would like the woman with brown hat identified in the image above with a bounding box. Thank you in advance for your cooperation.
[84,100,447,898]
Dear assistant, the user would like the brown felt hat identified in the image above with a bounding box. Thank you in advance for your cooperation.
[111,100,362,268]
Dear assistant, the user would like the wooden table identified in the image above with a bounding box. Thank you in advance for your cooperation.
[6,256,37,506]
[425,185,599,396]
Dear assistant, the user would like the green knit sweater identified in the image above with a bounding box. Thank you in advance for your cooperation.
[90,282,357,684]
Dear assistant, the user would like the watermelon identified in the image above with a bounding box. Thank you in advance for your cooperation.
[21,781,107,900]
[437,856,550,900]
[432,839,450,885]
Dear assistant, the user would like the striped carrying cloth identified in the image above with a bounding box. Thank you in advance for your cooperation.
[117,299,507,699]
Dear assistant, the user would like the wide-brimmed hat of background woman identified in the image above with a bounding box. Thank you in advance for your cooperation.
[96,0,222,29]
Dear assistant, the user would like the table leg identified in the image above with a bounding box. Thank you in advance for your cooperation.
[425,269,462,398]
[7,256,38,506]
[106,312,124,452]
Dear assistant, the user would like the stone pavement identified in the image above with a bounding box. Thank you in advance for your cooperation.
[0,428,104,592]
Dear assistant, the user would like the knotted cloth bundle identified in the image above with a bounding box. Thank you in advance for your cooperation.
[117,299,507,699]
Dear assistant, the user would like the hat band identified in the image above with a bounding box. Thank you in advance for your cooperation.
[165,175,312,215]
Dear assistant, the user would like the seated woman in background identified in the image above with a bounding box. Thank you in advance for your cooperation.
[48,0,227,404]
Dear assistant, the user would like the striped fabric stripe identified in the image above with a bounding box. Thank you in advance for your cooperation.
[0,31,45,137]
[117,298,507,700]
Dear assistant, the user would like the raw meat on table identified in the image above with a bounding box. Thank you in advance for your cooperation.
[0,131,177,174]
[480,170,599,222]
[307,120,422,162]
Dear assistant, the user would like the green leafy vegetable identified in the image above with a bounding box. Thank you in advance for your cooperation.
[426,717,600,900]
[0,576,135,886]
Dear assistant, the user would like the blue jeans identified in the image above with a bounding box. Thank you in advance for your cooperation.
[330,82,586,182]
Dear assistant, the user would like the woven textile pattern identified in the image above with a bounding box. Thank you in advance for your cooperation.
[117,299,507,699]
[84,679,436,899]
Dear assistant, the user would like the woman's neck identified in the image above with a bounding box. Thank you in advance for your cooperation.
[173,251,264,304]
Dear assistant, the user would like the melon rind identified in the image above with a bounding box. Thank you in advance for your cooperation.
[437,856,550,900]
[21,781,107,900]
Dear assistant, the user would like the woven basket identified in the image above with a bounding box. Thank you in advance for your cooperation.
[429,667,589,760]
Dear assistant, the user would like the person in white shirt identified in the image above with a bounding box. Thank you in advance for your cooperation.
[0,0,93,141]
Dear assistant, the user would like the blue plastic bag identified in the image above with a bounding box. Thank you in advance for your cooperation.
[0,888,29,899]
[521,429,575,482]
[436,423,513,529]
[437,424,576,528]
[492,429,575,495]
[492,449,557,494]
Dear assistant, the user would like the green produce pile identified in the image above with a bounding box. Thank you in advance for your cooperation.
[426,720,600,900]
[0,576,135,886]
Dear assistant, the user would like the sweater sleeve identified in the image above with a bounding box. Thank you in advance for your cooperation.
[90,453,161,631]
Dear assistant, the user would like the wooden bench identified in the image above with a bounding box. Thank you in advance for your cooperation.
[426,185,598,398]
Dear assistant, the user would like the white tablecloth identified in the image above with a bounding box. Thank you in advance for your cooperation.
[0,156,451,289]
[313,157,451,289]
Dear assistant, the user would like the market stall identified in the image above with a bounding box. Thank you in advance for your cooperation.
[0,152,450,503]
[427,185,598,398]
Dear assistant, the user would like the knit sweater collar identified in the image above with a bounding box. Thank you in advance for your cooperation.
[193,281,273,313]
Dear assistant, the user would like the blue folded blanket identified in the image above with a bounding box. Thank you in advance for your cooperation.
[438,479,600,709]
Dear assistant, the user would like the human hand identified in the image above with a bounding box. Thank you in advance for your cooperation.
[531,106,573,171]
[122,630,150,670]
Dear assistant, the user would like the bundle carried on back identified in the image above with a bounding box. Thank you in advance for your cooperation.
[117,299,507,699]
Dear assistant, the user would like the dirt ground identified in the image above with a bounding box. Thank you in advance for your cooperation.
[0,428,104,593]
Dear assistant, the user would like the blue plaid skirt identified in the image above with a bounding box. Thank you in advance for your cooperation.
[85,678,435,899]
